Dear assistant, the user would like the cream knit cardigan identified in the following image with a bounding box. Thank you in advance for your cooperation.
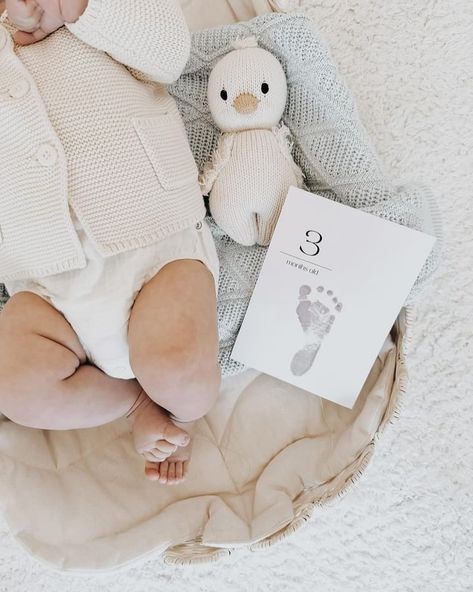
[0,0,206,281]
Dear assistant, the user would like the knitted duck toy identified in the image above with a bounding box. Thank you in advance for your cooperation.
[200,37,303,247]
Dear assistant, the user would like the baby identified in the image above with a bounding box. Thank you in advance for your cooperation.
[0,0,221,485]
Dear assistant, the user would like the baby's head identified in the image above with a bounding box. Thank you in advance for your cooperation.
[207,37,288,133]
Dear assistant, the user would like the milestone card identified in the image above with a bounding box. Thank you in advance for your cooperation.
[231,186,436,409]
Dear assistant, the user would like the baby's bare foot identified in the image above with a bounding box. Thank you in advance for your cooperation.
[146,417,196,485]
[129,392,191,482]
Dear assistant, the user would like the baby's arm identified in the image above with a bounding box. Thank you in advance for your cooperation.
[66,0,191,84]
[7,0,190,83]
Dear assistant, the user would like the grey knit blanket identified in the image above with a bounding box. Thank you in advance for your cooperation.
[169,11,442,376]
[0,12,442,378]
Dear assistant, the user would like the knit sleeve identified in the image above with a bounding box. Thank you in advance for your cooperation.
[65,0,191,84]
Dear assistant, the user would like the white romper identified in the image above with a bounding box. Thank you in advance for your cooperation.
[4,212,220,380]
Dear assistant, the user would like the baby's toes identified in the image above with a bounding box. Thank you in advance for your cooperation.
[176,460,184,483]
[157,461,169,484]
[167,463,177,484]
[144,461,161,481]
[143,450,168,463]
[180,461,190,482]
[162,422,190,448]
[155,439,178,455]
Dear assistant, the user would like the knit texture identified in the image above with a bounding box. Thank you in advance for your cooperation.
[67,0,191,84]
[0,11,443,378]
[169,12,443,376]
[204,128,303,245]
[0,1,205,281]
[0,25,85,280]
[202,40,303,246]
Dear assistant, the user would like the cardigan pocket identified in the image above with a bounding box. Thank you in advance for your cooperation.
[132,112,199,191]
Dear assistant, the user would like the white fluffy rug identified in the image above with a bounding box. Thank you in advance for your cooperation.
[1,1,472,590]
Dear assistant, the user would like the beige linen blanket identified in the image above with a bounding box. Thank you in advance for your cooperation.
[0,0,410,569]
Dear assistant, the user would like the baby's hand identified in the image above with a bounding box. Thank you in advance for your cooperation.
[6,0,88,45]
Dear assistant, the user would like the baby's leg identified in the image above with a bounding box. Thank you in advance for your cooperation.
[128,259,220,484]
[0,291,143,430]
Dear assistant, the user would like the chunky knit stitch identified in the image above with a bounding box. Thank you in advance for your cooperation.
[0,0,205,281]
[169,12,442,375]
[202,38,303,246]
[204,127,303,245]
[0,11,443,379]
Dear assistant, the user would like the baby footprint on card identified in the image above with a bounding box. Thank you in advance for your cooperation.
[290,285,343,377]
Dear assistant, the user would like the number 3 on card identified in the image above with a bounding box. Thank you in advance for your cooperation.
[300,230,322,257]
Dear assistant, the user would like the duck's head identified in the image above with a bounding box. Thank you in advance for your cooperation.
[207,37,288,133]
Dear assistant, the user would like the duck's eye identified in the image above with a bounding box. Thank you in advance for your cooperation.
[220,89,228,101]
[261,82,269,94]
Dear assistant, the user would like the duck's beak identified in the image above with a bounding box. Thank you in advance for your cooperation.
[233,93,259,114]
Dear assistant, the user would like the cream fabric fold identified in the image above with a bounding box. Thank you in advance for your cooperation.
[0,0,410,570]
[179,0,297,30]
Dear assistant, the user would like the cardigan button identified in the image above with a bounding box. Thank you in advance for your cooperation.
[0,28,6,51]
[36,143,58,167]
[9,79,30,99]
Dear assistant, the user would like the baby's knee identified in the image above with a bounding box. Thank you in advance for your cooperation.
[0,362,38,426]
[0,378,31,426]
[0,359,76,428]
[131,344,221,419]
[174,353,221,420]
[134,343,220,392]
[0,333,80,426]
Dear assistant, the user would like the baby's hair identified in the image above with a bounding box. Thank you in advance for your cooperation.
[231,36,259,51]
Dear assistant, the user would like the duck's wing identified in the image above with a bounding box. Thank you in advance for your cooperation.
[199,133,235,195]
[272,123,304,187]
